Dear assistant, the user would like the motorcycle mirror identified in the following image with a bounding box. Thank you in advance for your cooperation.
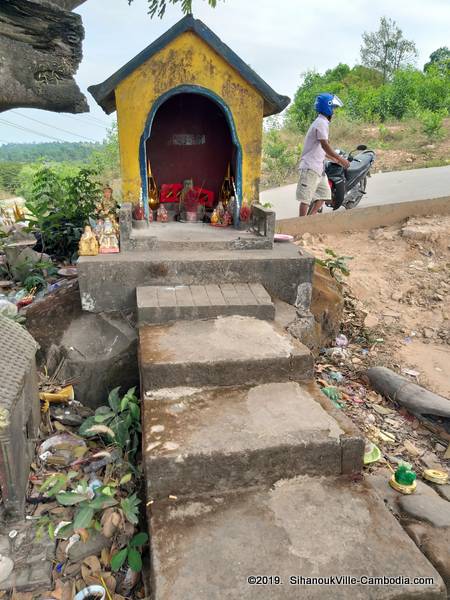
[356,144,367,151]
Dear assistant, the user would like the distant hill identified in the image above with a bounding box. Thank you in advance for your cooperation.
[0,141,103,163]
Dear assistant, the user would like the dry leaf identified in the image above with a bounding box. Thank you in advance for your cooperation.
[11,593,33,600]
[444,444,450,460]
[372,404,395,416]
[403,440,422,457]
[78,528,90,543]
[101,546,111,567]
[102,509,122,538]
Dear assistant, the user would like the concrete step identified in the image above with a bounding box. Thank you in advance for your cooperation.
[143,382,364,499]
[137,283,275,325]
[77,244,314,313]
[149,476,446,600]
[139,315,313,391]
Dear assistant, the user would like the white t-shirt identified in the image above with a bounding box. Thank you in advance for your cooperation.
[299,114,329,176]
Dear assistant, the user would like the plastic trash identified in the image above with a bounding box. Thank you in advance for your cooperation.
[38,433,87,466]
[335,334,349,348]
[74,585,106,600]
[0,298,17,318]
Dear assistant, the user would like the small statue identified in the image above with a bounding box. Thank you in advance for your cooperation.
[94,219,104,240]
[97,184,118,219]
[133,193,145,221]
[79,225,99,256]
[223,210,233,226]
[149,208,154,223]
[99,218,120,254]
[210,209,219,225]
[239,197,251,222]
[157,205,169,223]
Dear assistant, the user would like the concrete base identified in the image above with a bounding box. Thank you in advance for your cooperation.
[137,283,274,324]
[48,312,139,408]
[143,382,364,499]
[128,221,272,252]
[149,475,445,600]
[139,316,313,391]
[77,244,314,313]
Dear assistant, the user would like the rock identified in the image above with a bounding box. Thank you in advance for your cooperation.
[0,555,14,583]
[67,533,110,562]
[433,485,450,503]
[423,328,435,339]
[404,522,450,591]
[422,451,442,470]
[399,494,450,528]
[23,279,82,359]
[391,291,403,301]
[364,313,379,328]
[49,311,139,408]
[310,264,344,347]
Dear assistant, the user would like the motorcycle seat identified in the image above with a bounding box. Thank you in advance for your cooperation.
[346,152,373,179]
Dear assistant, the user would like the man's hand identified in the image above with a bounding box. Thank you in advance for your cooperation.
[320,139,350,169]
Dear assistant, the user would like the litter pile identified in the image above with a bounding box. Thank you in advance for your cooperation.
[311,276,450,481]
[23,378,147,599]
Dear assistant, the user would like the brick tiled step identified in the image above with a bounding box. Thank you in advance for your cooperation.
[137,283,275,324]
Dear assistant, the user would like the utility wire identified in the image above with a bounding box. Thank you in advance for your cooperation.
[12,111,98,142]
[0,118,68,142]
[62,113,110,130]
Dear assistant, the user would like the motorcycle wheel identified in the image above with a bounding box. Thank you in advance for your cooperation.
[344,177,366,210]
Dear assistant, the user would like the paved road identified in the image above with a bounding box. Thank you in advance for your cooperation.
[261,165,450,220]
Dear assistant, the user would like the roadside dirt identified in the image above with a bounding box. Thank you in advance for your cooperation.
[298,214,450,397]
[296,215,450,475]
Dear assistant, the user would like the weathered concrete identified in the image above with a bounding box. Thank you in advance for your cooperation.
[125,221,273,252]
[277,196,450,236]
[149,475,445,599]
[139,316,313,391]
[0,521,54,591]
[143,382,363,498]
[49,312,139,408]
[22,279,82,360]
[77,244,314,313]
[0,316,40,518]
[137,283,275,324]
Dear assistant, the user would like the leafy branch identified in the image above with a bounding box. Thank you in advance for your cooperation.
[127,0,222,19]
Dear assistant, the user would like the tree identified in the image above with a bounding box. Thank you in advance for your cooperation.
[424,47,450,75]
[360,17,418,81]
[128,0,222,18]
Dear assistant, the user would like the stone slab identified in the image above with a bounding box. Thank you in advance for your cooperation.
[149,476,445,600]
[0,521,54,591]
[139,316,313,390]
[137,283,274,324]
[143,382,353,498]
[77,244,314,313]
[399,493,450,528]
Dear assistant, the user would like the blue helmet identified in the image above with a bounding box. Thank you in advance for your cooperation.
[315,93,344,117]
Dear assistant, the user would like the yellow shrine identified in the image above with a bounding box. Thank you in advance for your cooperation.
[89,15,289,215]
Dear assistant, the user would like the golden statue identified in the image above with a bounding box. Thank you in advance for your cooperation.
[78,226,99,256]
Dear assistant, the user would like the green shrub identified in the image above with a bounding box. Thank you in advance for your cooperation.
[419,109,446,140]
[25,164,101,261]
[262,130,298,187]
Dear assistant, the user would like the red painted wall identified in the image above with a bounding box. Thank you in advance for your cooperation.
[146,94,234,202]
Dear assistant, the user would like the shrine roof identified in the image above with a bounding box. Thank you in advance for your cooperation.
[88,14,290,117]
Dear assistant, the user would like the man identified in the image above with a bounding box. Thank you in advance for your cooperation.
[297,93,350,217]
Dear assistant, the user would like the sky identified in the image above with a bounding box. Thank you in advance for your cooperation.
[1,0,449,145]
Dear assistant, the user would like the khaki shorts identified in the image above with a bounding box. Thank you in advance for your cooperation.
[296,169,331,204]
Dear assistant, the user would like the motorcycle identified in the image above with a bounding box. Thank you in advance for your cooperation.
[310,145,376,213]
